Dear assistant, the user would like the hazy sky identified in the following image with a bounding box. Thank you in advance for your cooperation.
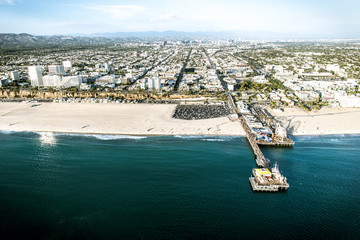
[0,0,359,37]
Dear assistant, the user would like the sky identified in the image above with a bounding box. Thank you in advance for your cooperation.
[0,0,359,38]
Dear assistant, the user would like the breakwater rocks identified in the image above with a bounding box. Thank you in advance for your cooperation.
[173,104,231,120]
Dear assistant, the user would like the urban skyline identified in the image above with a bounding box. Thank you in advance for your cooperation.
[0,0,359,38]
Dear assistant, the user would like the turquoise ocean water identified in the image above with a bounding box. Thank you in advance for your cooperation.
[0,132,359,239]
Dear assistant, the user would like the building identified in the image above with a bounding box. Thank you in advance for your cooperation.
[62,76,82,88]
[147,78,154,89]
[146,76,161,90]
[10,71,20,81]
[0,79,8,87]
[104,63,110,72]
[97,75,115,84]
[63,60,72,71]
[252,75,268,84]
[153,76,161,90]
[28,66,43,87]
[80,83,91,90]
[96,63,110,72]
[120,78,130,85]
[228,84,234,91]
[43,75,62,88]
[48,65,65,75]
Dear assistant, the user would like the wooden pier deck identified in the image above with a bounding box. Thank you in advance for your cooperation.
[257,140,294,147]
[240,116,269,168]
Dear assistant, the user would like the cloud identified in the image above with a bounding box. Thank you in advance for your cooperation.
[87,5,145,19]
[158,14,177,21]
[0,0,14,5]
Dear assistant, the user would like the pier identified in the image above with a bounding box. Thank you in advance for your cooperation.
[240,115,269,168]
[238,106,292,192]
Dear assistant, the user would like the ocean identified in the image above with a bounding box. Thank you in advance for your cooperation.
[0,132,359,240]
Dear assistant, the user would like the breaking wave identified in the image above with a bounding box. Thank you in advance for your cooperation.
[53,133,147,141]
[90,135,147,140]
[201,139,225,142]
[0,130,16,135]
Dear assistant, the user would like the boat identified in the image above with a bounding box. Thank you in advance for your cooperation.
[249,162,289,192]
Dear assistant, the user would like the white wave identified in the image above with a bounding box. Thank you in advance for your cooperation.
[0,130,15,135]
[174,135,209,139]
[91,135,147,140]
[174,135,241,141]
[38,132,56,145]
[201,139,225,142]
[52,132,147,140]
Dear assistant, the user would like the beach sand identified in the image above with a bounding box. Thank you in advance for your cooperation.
[1,102,359,136]
[0,102,244,136]
[267,106,360,135]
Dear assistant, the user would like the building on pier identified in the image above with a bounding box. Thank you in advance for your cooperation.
[249,163,289,192]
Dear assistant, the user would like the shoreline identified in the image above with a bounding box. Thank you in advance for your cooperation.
[0,129,244,137]
[1,102,360,137]
[0,102,245,136]
[2,129,360,138]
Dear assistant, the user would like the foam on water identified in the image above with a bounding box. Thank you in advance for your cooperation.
[175,135,242,142]
[174,135,205,139]
[52,133,147,140]
[0,130,15,135]
[38,132,57,145]
[90,134,147,140]
[201,139,225,142]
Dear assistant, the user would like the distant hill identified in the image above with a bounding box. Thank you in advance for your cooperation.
[0,32,231,48]
[71,30,314,40]
[0,33,141,48]
[72,30,270,39]
[1,32,356,48]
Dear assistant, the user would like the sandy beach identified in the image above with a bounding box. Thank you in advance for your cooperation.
[0,102,244,136]
[267,106,360,135]
[1,102,360,136]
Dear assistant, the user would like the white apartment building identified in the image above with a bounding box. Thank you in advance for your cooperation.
[153,76,161,90]
[28,66,43,87]
[48,65,65,75]
[63,60,72,71]
[43,75,62,88]
[62,76,82,88]
[42,75,82,88]
[10,71,20,81]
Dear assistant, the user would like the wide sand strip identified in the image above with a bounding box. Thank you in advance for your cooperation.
[1,102,359,136]
[268,107,360,135]
[0,102,245,136]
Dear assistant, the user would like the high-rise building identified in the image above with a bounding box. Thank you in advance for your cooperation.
[10,71,20,81]
[28,66,43,87]
[48,65,65,75]
[147,76,161,90]
[153,76,161,90]
[63,60,72,71]
[147,78,154,89]
[104,63,110,72]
